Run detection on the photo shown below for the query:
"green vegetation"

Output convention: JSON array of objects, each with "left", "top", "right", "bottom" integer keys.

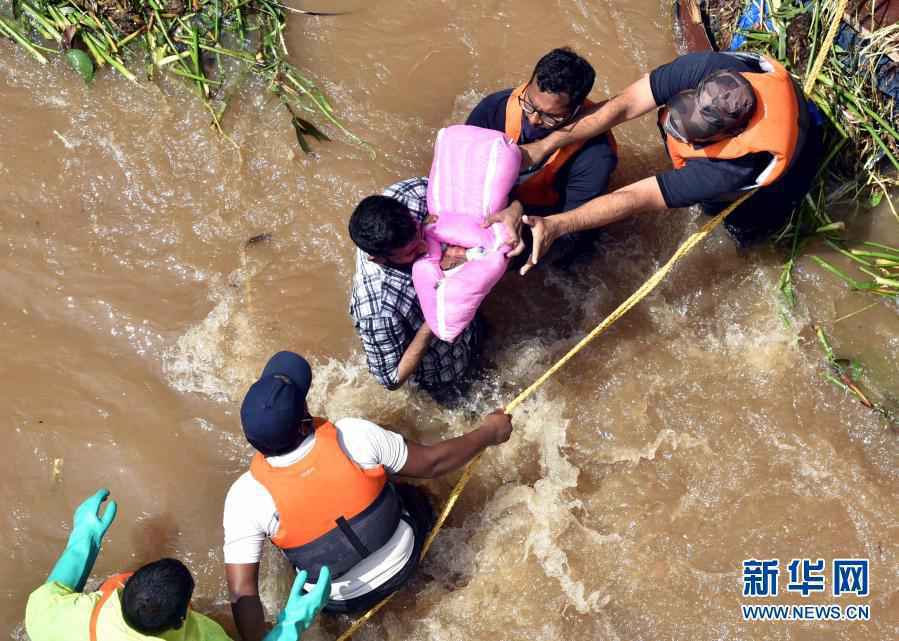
[
  {"left": 728, "top": 0, "right": 899, "bottom": 297},
  {"left": 728, "top": 0, "right": 897, "bottom": 423},
  {"left": 815, "top": 325, "right": 897, "bottom": 424},
  {"left": 0, "top": 0, "right": 362, "bottom": 151}
]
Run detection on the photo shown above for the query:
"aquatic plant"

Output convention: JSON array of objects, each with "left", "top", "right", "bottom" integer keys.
[
  {"left": 704, "top": 0, "right": 898, "bottom": 425},
  {"left": 728, "top": 1, "right": 899, "bottom": 296},
  {"left": 0, "top": 0, "right": 361, "bottom": 152},
  {"left": 814, "top": 325, "right": 897, "bottom": 425}
]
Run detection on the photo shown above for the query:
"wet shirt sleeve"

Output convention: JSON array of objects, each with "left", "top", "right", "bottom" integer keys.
[
  {"left": 382, "top": 177, "right": 429, "bottom": 222},
  {"left": 655, "top": 155, "right": 768, "bottom": 208},
  {"left": 649, "top": 52, "right": 755, "bottom": 105},
  {"left": 465, "top": 89, "right": 513, "bottom": 132},
  {"left": 334, "top": 418, "right": 409, "bottom": 473},
  {"left": 222, "top": 474, "right": 273, "bottom": 565},
  {"left": 25, "top": 581, "right": 98, "bottom": 641}
]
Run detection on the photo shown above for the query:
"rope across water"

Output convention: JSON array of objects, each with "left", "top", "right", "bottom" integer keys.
[{"left": 336, "top": 4, "right": 847, "bottom": 636}]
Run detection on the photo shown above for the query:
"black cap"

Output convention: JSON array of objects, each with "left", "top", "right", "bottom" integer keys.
[
  {"left": 240, "top": 351, "right": 312, "bottom": 456},
  {"left": 666, "top": 69, "right": 756, "bottom": 142}
]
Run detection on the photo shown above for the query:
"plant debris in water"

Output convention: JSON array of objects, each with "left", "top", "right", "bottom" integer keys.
[
  {"left": 814, "top": 325, "right": 898, "bottom": 426},
  {"left": 697, "top": 1, "right": 898, "bottom": 423},
  {"left": 713, "top": 1, "right": 899, "bottom": 302},
  {"left": 0, "top": 0, "right": 362, "bottom": 152}
]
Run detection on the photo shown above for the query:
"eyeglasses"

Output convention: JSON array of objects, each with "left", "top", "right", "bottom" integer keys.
[{"left": 518, "top": 84, "right": 579, "bottom": 128}]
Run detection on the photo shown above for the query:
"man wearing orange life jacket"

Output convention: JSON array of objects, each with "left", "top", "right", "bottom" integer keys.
[
  {"left": 25, "top": 489, "right": 328, "bottom": 641},
  {"left": 466, "top": 47, "right": 618, "bottom": 267},
  {"left": 510, "top": 52, "right": 824, "bottom": 274},
  {"left": 224, "top": 351, "right": 513, "bottom": 641}
]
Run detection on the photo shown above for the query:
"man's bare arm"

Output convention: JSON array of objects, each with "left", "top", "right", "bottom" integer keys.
[
  {"left": 520, "top": 74, "right": 658, "bottom": 167},
  {"left": 400, "top": 409, "right": 512, "bottom": 478},
  {"left": 520, "top": 176, "right": 667, "bottom": 275},
  {"left": 227, "top": 563, "right": 268, "bottom": 641},
  {"left": 394, "top": 322, "right": 432, "bottom": 388}
]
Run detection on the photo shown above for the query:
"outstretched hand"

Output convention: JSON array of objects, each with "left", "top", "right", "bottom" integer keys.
[
  {"left": 71, "top": 488, "right": 117, "bottom": 545},
  {"left": 47, "top": 488, "right": 118, "bottom": 591},
  {"left": 519, "top": 215, "right": 562, "bottom": 276},
  {"left": 264, "top": 567, "right": 331, "bottom": 641}
]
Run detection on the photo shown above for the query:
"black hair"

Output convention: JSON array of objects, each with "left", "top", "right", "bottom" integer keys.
[
  {"left": 348, "top": 195, "right": 418, "bottom": 257},
  {"left": 122, "top": 559, "right": 195, "bottom": 634},
  {"left": 531, "top": 47, "right": 596, "bottom": 107}
]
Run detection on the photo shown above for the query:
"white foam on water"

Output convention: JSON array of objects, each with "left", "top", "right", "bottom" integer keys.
[
  {"left": 161, "top": 262, "right": 265, "bottom": 402},
  {"left": 601, "top": 427, "right": 712, "bottom": 465},
  {"left": 162, "top": 292, "right": 236, "bottom": 401}
]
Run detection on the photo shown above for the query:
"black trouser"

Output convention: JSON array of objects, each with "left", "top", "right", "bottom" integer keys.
[
  {"left": 420, "top": 313, "right": 486, "bottom": 408},
  {"left": 701, "top": 121, "right": 825, "bottom": 246},
  {"left": 322, "top": 483, "right": 436, "bottom": 614}
]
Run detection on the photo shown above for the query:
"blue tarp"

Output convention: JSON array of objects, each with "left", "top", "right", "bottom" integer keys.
[{"left": 728, "top": 1, "right": 775, "bottom": 50}]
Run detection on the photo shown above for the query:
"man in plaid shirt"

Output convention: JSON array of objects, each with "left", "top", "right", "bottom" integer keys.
[{"left": 349, "top": 177, "right": 484, "bottom": 400}]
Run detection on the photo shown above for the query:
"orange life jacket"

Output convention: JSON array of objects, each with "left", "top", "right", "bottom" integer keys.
[
  {"left": 249, "top": 418, "right": 401, "bottom": 579},
  {"left": 663, "top": 56, "right": 801, "bottom": 189},
  {"left": 89, "top": 573, "right": 133, "bottom": 641},
  {"left": 505, "top": 84, "right": 616, "bottom": 208}
]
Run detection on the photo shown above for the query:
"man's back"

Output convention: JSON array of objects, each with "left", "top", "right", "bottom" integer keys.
[
  {"left": 26, "top": 581, "right": 230, "bottom": 641},
  {"left": 224, "top": 417, "right": 415, "bottom": 603}
]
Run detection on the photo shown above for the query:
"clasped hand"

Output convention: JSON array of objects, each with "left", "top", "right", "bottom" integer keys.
[{"left": 481, "top": 202, "right": 563, "bottom": 276}]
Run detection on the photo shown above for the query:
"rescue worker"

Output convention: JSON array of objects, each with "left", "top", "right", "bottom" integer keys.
[
  {"left": 466, "top": 46, "right": 618, "bottom": 265},
  {"left": 25, "top": 489, "right": 329, "bottom": 641},
  {"left": 224, "top": 351, "right": 513, "bottom": 638},
  {"left": 508, "top": 51, "right": 824, "bottom": 274}
]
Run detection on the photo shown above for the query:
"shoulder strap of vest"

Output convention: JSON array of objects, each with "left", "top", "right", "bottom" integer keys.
[
  {"left": 89, "top": 573, "right": 133, "bottom": 641},
  {"left": 512, "top": 95, "right": 598, "bottom": 207},
  {"left": 249, "top": 418, "right": 333, "bottom": 480},
  {"left": 504, "top": 84, "right": 527, "bottom": 142}
]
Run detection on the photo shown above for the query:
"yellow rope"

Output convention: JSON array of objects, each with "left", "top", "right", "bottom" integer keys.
[
  {"left": 335, "top": 5, "right": 847, "bottom": 637},
  {"left": 334, "top": 193, "right": 752, "bottom": 641},
  {"left": 803, "top": 0, "right": 849, "bottom": 95}
]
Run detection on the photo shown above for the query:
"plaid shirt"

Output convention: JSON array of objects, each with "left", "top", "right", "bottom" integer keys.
[{"left": 349, "top": 177, "right": 483, "bottom": 391}]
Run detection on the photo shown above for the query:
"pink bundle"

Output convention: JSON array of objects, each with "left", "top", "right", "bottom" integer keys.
[{"left": 412, "top": 125, "right": 521, "bottom": 342}]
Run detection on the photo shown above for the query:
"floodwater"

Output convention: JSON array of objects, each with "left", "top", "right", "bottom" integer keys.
[{"left": 2, "top": 1, "right": 897, "bottom": 640}]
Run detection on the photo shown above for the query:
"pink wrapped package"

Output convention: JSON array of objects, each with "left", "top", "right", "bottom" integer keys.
[{"left": 413, "top": 125, "right": 521, "bottom": 342}]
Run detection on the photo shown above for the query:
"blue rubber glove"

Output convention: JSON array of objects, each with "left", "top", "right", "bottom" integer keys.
[
  {"left": 263, "top": 567, "right": 331, "bottom": 641},
  {"left": 47, "top": 488, "right": 117, "bottom": 592}
]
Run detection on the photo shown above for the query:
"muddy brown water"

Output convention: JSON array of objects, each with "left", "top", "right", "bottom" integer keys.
[{"left": 2, "top": 1, "right": 898, "bottom": 640}]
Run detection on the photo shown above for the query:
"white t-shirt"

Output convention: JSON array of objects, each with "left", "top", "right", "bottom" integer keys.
[{"left": 223, "top": 417, "right": 413, "bottom": 601}]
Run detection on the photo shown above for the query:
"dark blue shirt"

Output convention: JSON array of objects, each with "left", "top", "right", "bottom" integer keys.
[
  {"left": 650, "top": 52, "right": 774, "bottom": 209},
  {"left": 466, "top": 89, "right": 618, "bottom": 213}
]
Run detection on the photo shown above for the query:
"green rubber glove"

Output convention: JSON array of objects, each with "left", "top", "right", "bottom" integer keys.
[
  {"left": 263, "top": 567, "right": 331, "bottom": 641},
  {"left": 47, "top": 488, "right": 117, "bottom": 592}
]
